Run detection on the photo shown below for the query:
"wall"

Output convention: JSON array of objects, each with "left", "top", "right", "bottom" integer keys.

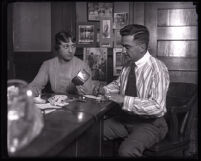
[
  {"left": 76, "top": 2, "right": 131, "bottom": 83},
  {"left": 8, "top": 2, "right": 76, "bottom": 83},
  {"left": 8, "top": 2, "right": 198, "bottom": 84}
]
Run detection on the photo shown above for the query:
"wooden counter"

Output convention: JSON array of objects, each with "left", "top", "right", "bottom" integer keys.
[{"left": 11, "top": 97, "right": 115, "bottom": 157}]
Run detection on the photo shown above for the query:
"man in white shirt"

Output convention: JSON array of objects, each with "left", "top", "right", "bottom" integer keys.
[{"left": 102, "top": 24, "right": 170, "bottom": 157}]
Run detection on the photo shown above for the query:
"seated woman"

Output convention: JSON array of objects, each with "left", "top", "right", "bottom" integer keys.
[{"left": 28, "top": 31, "right": 93, "bottom": 96}]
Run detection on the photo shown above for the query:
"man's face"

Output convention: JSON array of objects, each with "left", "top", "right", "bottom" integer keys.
[
  {"left": 121, "top": 35, "right": 142, "bottom": 62},
  {"left": 58, "top": 38, "right": 76, "bottom": 61}
]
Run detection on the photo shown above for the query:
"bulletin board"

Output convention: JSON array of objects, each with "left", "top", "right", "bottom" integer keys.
[{"left": 13, "top": 2, "right": 51, "bottom": 52}]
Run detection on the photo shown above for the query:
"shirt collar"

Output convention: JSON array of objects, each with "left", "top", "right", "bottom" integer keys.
[{"left": 135, "top": 51, "right": 151, "bottom": 67}]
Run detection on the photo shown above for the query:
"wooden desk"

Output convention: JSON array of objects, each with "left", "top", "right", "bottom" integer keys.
[{"left": 11, "top": 97, "right": 114, "bottom": 157}]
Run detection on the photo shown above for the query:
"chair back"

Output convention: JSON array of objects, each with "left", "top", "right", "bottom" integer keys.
[{"left": 165, "top": 82, "right": 197, "bottom": 141}]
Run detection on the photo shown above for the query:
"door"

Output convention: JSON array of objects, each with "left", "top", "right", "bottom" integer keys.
[{"left": 144, "top": 2, "right": 197, "bottom": 84}]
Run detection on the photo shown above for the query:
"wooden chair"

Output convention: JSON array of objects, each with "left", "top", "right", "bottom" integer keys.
[
  {"left": 143, "top": 82, "right": 197, "bottom": 158},
  {"left": 105, "top": 82, "right": 197, "bottom": 158}
]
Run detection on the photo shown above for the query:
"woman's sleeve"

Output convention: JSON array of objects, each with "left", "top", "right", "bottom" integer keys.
[{"left": 28, "top": 62, "right": 49, "bottom": 96}]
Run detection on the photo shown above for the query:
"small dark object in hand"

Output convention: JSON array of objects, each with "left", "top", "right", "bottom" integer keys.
[{"left": 72, "top": 69, "right": 90, "bottom": 86}]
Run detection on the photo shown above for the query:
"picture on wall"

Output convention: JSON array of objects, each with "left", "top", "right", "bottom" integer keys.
[
  {"left": 113, "top": 48, "right": 130, "bottom": 76},
  {"left": 113, "top": 12, "right": 128, "bottom": 29},
  {"left": 100, "top": 17, "right": 113, "bottom": 48},
  {"left": 76, "top": 23, "right": 97, "bottom": 47},
  {"left": 88, "top": 2, "right": 113, "bottom": 21},
  {"left": 83, "top": 48, "right": 107, "bottom": 81},
  {"left": 114, "top": 29, "right": 122, "bottom": 47}
]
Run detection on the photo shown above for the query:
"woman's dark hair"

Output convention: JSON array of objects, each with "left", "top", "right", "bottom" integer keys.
[
  {"left": 120, "top": 24, "right": 149, "bottom": 51},
  {"left": 55, "top": 31, "right": 76, "bottom": 51}
]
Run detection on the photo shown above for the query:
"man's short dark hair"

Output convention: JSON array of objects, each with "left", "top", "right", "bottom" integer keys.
[
  {"left": 120, "top": 24, "right": 149, "bottom": 50},
  {"left": 55, "top": 31, "right": 76, "bottom": 51}
]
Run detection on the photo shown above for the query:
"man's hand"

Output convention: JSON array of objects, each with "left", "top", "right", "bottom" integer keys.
[
  {"left": 105, "top": 93, "right": 124, "bottom": 104},
  {"left": 93, "top": 86, "right": 105, "bottom": 96}
]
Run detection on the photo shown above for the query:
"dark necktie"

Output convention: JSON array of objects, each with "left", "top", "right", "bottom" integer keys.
[{"left": 125, "top": 62, "right": 137, "bottom": 97}]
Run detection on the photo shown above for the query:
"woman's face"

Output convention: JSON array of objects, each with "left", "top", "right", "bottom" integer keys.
[{"left": 58, "top": 38, "right": 76, "bottom": 61}]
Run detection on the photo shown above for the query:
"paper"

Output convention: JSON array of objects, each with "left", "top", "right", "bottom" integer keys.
[
  {"left": 43, "top": 109, "right": 56, "bottom": 114},
  {"left": 83, "top": 95, "right": 102, "bottom": 100},
  {"left": 35, "top": 103, "right": 62, "bottom": 110}
]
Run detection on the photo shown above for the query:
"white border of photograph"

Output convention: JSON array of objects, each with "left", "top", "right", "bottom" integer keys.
[{"left": 113, "top": 48, "right": 123, "bottom": 76}]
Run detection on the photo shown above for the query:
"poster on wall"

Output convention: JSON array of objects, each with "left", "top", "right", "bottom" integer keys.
[
  {"left": 76, "top": 22, "right": 97, "bottom": 47},
  {"left": 83, "top": 48, "right": 107, "bottom": 81},
  {"left": 113, "top": 48, "right": 131, "bottom": 76},
  {"left": 87, "top": 2, "right": 113, "bottom": 21},
  {"left": 100, "top": 17, "right": 113, "bottom": 48},
  {"left": 113, "top": 12, "right": 128, "bottom": 29}
]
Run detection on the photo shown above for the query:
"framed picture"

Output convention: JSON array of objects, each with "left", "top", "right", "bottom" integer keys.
[
  {"left": 76, "top": 22, "right": 97, "bottom": 47},
  {"left": 87, "top": 2, "right": 113, "bottom": 21},
  {"left": 100, "top": 17, "right": 113, "bottom": 48},
  {"left": 113, "top": 12, "right": 129, "bottom": 29},
  {"left": 84, "top": 48, "right": 107, "bottom": 81},
  {"left": 114, "top": 29, "right": 122, "bottom": 47}
]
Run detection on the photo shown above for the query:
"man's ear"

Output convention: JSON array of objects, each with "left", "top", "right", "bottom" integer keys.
[{"left": 139, "top": 44, "right": 146, "bottom": 53}]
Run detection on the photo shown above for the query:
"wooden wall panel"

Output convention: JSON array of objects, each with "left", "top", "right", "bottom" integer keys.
[
  {"left": 114, "top": 2, "right": 129, "bottom": 12},
  {"left": 7, "top": 3, "right": 15, "bottom": 79},
  {"left": 158, "top": 57, "right": 197, "bottom": 71},
  {"left": 158, "top": 8, "right": 197, "bottom": 26},
  {"left": 51, "top": 2, "right": 76, "bottom": 53},
  {"left": 169, "top": 71, "right": 197, "bottom": 84},
  {"left": 76, "top": 2, "right": 87, "bottom": 22},
  {"left": 133, "top": 2, "right": 145, "bottom": 25},
  {"left": 129, "top": 2, "right": 134, "bottom": 24},
  {"left": 157, "top": 26, "right": 197, "bottom": 40},
  {"left": 157, "top": 41, "right": 197, "bottom": 57},
  {"left": 10, "top": 2, "right": 76, "bottom": 82},
  {"left": 145, "top": 2, "right": 197, "bottom": 84},
  {"left": 145, "top": 2, "right": 197, "bottom": 56},
  {"left": 13, "top": 2, "right": 51, "bottom": 52}
]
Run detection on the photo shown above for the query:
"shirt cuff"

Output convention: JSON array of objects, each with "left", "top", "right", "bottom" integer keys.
[
  {"left": 122, "top": 96, "right": 130, "bottom": 111},
  {"left": 103, "top": 86, "right": 109, "bottom": 94}
]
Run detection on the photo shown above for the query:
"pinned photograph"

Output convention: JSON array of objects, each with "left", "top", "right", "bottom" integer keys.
[
  {"left": 100, "top": 17, "right": 113, "bottom": 48},
  {"left": 84, "top": 48, "right": 107, "bottom": 81},
  {"left": 113, "top": 48, "right": 130, "bottom": 76},
  {"left": 76, "top": 23, "right": 97, "bottom": 47},
  {"left": 113, "top": 12, "right": 128, "bottom": 29},
  {"left": 88, "top": 2, "right": 113, "bottom": 21},
  {"left": 102, "top": 20, "right": 111, "bottom": 38}
]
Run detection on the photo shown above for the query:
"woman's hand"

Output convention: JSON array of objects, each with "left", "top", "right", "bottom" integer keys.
[{"left": 76, "top": 85, "right": 88, "bottom": 95}]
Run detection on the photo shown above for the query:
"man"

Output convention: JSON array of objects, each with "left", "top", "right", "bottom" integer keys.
[
  {"left": 102, "top": 24, "right": 170, "bottom": 157},
  {"left": 28, "top": 31, "right": 93, "bottom": 96}
]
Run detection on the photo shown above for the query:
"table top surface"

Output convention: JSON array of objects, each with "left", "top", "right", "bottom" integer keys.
[{"left": 11, "top": 93, "right": 113, "bottom": 157}]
